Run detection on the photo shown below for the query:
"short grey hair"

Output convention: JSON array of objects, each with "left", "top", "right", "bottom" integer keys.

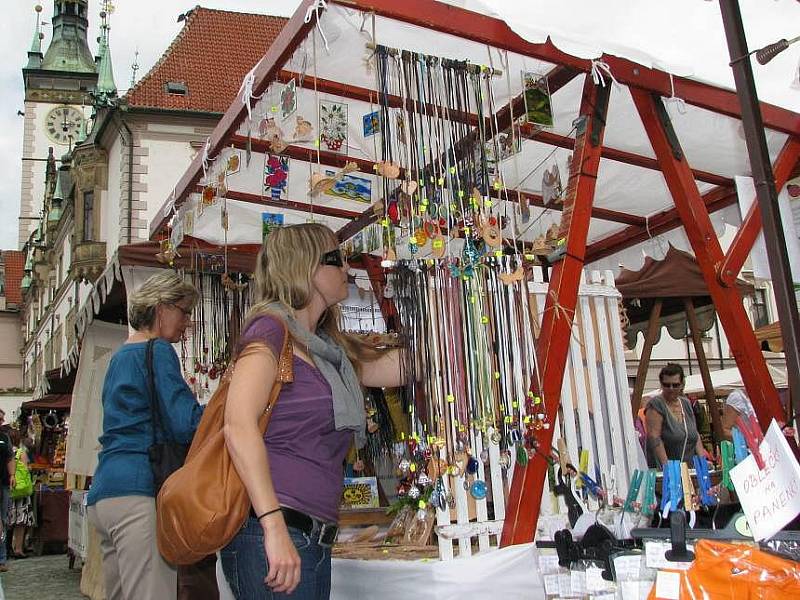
[{"left": 127, "top": 271, "right": 198, "bottom": 331}]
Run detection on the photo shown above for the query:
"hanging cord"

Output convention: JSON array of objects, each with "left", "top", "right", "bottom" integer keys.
[{"left": 304, "top": 0, "right": 330, "bottom": 53}]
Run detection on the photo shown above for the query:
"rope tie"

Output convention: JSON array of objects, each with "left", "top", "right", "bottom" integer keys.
[
  {"left": 590, "top": 59, "right": 619, "bottom": 88},
  {"left": 664, "top": 73, "right": 687, "bottom": 115},
  {"left": 304, "top": 0, "right": 330, "bottom": 52},
  {"left": 201, "top": 138, "right": 214, "bottom": 182},
  {"left": 238, "top": 59, "right": 264, "bottom": 123},
  {"left": 542, "top": 289, "right": 584, "bottom": 348}
]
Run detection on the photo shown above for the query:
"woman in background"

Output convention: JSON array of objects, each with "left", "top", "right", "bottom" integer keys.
[{"left": 87, "top": 272, "right": 204, "bottom": 600}]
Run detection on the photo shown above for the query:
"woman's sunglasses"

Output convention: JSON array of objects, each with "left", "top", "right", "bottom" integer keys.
[{"left": 320, "top": 248, "right": 345, "bottom": 267}]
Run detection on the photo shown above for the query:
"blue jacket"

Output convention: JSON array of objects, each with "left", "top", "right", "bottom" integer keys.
[{"left": 87, "top": 339, "right": 203, "bottom": 505}]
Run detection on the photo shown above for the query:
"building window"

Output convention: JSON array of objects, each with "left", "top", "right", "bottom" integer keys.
[
  {"left": 83, "top": 190, "right": 94, "bottom": 241},
  {"left": 750, "top": 289, "right": 770, "bottom": 329}
]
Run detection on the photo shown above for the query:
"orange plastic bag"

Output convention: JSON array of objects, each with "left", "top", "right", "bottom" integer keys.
[{"left": 648, "top": 539, "right": 800, "bottom": 599}]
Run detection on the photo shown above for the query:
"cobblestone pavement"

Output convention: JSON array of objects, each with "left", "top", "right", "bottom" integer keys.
[{"left": 0, "top": 554, "right": 85, "bottom": 599}]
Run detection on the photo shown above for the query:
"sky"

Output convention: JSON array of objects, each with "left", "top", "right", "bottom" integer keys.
[{"left": 0, "top": 0, "right": 798, "bottom": 251}]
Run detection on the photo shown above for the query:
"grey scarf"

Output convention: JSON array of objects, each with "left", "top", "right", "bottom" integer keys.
[{"left": 266, "top": 304, "right": 366, "bottom": 446}]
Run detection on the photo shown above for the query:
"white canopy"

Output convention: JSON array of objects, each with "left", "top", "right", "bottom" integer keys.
[{"left": 150, "top": 0, "right": 800, "bottom": 274}]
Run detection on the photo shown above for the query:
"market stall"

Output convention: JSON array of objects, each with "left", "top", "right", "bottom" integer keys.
[{"left": 71, "top": 0, "right": 800, "bottom": 596}]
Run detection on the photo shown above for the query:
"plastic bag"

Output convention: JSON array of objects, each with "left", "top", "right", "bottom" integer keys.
[{"left": 647, "top": 539, "right": 800, "bottom": 599}]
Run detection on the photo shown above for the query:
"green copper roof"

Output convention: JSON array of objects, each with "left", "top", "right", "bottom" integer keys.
[
  {"left": 41, "top": 0, "right": 96, "bottom": 74},
  {"left": 95, "top": 36, "right": 117, "bottom": 98}
]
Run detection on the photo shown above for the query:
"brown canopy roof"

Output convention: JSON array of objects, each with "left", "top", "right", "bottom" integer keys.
[{"left": 616, "top": 245, "right": 753, "bottom": 299}]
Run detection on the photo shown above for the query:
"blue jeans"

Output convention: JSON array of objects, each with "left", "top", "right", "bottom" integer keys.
[
  {"left": 221, "top": 516, "right": 331, "bottom": 600},
  {"left": 0, "top": 485, "right": 9, "bottom": 565}
]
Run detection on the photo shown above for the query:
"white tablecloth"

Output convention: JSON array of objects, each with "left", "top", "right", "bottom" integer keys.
[{"left": 218, "top": 543, "right": 544, "bottom": 599}]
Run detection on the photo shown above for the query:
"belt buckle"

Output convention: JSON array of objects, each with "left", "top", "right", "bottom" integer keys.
[{"left": 317, "top": 523, "right": 338, "bottom": 546}]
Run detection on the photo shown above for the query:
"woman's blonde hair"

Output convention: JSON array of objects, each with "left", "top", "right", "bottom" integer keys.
[
  {"left": 247, "top": 223, "right": 381, "bottom": 367},
  {"left": 128, "top": 271, "right": 199, "bottom": 331}
]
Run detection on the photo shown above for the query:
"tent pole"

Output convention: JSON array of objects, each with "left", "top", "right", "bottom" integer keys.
[
  {"left": 684, "top": 297, "right": 723, "bottom": 445},
  {"left": 718, "top": 0, "right": 800, "bottom": 425},
  {"left": 631, "top": 298, "right": 662, "bottom": 415},
  {"left": 500, "top": 73, "right": 610, "bottom": 547},
  {"left": 630, "top": 88, "right": 784, "bottom": 435}
]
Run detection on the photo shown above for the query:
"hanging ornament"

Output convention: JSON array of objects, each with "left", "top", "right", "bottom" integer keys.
[
  {"left": 293, "top": 115, "right": 313, "bottom": 141},
  {"left": 541, "top": 163, "right": 563, "bottom": 206},
  {"left": 469, "top": 480, "right": 488, "bottom": 500},
  {"left": 375, "top": 160, "right": 401, "bottom": 179}
]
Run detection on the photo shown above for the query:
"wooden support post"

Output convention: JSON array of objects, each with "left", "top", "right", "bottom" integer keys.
[
  {"left": 630, "top": 89, "right": 783, "bottom": 432},
  {"left": 718, "top": 138, "right": 800, "bottom": 287},
  {"left": 683, "top": 297, "right": 723, "bottom": 445},
  {"left": 501, "top": 74, "right": 610, "bottom": 547},
  {"left": 631, "top": 298, "right": 663, "bottom": 415}
]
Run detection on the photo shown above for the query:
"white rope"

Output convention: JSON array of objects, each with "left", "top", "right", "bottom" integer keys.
[
  {"left": 201, "top": 138, "right": 213, "bottom": 181},
  {"left": 238, "top": 59, "right": 264, "bottom": 124},
  {"left": 304, "top": 0, "right": 329, "bottom": 52},
  {"left": 590, "top": 59, "right": 619, "bottom": 88},
  {"left": 664, "top": 73, "right": 687, "bottom": 115}
]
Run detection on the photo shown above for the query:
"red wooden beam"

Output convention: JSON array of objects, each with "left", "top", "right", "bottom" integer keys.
[
  {"left": 631, "top": 88, "right": 783, "bottom": 431},
  {"left": 198, "top": 187, "right": 365, "bottom": 221},
  {"left": 584, "top": 184, "right": 738, "bottom": 263},
  {"left": 150, "top": 0, "right": 320, "bottom": 239},
  {"left": 522, "top": 127, "right": 732, "bottom": 187},
  {"left": 718, "top": 137, "right": 800, "bottom": 287},
  {"left": 334, "top": 0, "right": 799, "bottom": 135},
  {"left": 277, "top": 70, "right": 479, "bottom": 127},
  {"left": 501, "top": 74, "right": 610, "bottom": 547}
]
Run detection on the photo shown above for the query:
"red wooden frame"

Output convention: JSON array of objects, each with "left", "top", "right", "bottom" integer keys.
[
  {"left": 501, "top": 74, "right": 610, "bottom": 546},
  {"left": 631, "top": 89, "right": 783, "bottom": 430},
  {"left": 718, "top": 138, "right": 800, "bottom": 287}
]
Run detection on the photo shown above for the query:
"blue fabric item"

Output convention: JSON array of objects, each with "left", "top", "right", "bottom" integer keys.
[
  {"left": 221, "top": 516, "right": 332, "bottom": 600},
  {"left": 87, "top": 339, "right": 203, "bottom": 506}
]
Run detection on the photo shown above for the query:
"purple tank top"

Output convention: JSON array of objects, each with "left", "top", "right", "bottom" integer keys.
[{"left": 239, "top": 314, "right": 352, "bottom": 523}]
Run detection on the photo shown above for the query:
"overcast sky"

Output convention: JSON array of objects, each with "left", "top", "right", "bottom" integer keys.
[{"left": 0, "top": 1, "right": 798, "bottom": 251}]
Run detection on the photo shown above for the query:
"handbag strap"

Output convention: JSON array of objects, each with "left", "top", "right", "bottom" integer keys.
[{"left": 146, "top": 338, "right": 166, "bottom": 445}]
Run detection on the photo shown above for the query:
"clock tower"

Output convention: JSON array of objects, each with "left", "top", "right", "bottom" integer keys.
[{"left": 20, "top": 1, "right": 97, "bottom": 248}]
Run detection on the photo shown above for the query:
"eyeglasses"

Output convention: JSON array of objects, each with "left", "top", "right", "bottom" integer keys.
[
  {"left": 661, "top": 382, "right": 682, "bottom": 389},
  {"left": 320, "top": 248, "right": 345, "bottom": 268},
  {"left": 170, "top": 304, "right": 193, "bottom": 317}
]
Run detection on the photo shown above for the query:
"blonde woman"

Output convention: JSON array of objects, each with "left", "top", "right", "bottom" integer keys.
[
  {"left": 87, "top": 271, "right": 203, "bottom": 600},
  {"left": 221, "top": 224, "right": 404, "bottom": 599}
]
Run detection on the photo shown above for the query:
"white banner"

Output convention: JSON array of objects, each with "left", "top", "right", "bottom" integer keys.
[
  {"left": 64, "top": 321, "right": 127, "bottom": 477},
  {"left": 730, "top": 420, "right": 800, "bottom": 541}
]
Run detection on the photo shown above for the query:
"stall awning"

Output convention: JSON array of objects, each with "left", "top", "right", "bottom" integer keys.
[{"left": 22, "top": 395, "right": 72, "bottom": 411}]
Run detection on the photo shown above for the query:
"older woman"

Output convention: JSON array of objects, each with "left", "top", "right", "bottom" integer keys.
[
  {"left": 87, "top": 271, "right": 204, "bottom": 600},
  {"left": 221, "top": 223, "right": 404, "bottom": 599},
  {"left": 645, "top": 363, "right": 706, "bottom": 468}
]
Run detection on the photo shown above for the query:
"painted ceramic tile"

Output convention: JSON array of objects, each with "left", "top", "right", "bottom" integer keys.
[
  {"left": 281, "top": 78, "right": 297, "bottom": 119},
  {"left": 262, "top": 212, "right": 284, "bottom": 240},
  {"left": 362, "top": 110, "right": 380, "bottom": 137},
  {"left": 263, "top": 153, "right": 289, "bottom": 200},
  {"left": 522, "top": 71, "right": 553, "bottom": 127},
  {"left": 324, "top": 169, "right": 372, "bottom": 203},
  {"left": 320, "top": 100, "right": 348, "bottom": 152}
]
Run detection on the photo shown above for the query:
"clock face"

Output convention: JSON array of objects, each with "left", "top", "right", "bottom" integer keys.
[{"left": 45, "top": 105, "right": 85, "bottom": 145}]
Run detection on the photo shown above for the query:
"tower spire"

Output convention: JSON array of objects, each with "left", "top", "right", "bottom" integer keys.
[
  {"left": 95, "top": 1, "right": 117, "bottom": 102},
  {"left": 26, "top": 5, "right": 45, "bottom": 69}
]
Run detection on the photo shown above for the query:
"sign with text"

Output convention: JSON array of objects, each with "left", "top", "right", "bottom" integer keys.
[{"left": 730, "top": 420, "right": 800, "bottom": 540}]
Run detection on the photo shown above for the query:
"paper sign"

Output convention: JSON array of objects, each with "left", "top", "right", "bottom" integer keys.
[
  {"left": 730, "top": 419, "right": 800, "bottom": 540},
  {"left": 586, "top": 567, "right": 613, "bottom": 592},
  {"left": 570, "top": 570, "right": 587, "bottom": 596},
  {"left": 645, "top": 541, "right": 694, "bottom": 571},
  {"left": 538, "top": 553, "right": 560, "bottom": 573},
  {"left": 654, "top": 571, "right": 681, "bottom": 599},
  {"left": 543, "top": 573, "right": 560, "bottom": 596}
]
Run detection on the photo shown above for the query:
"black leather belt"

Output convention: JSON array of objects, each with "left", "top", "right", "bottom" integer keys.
[{"left": 250, "top": 506, "right": 338, "bottom": 546}]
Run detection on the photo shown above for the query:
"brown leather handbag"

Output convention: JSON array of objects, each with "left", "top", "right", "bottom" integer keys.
[{"left": 156, "top": 325, "right": 293, "bottom": 565}]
